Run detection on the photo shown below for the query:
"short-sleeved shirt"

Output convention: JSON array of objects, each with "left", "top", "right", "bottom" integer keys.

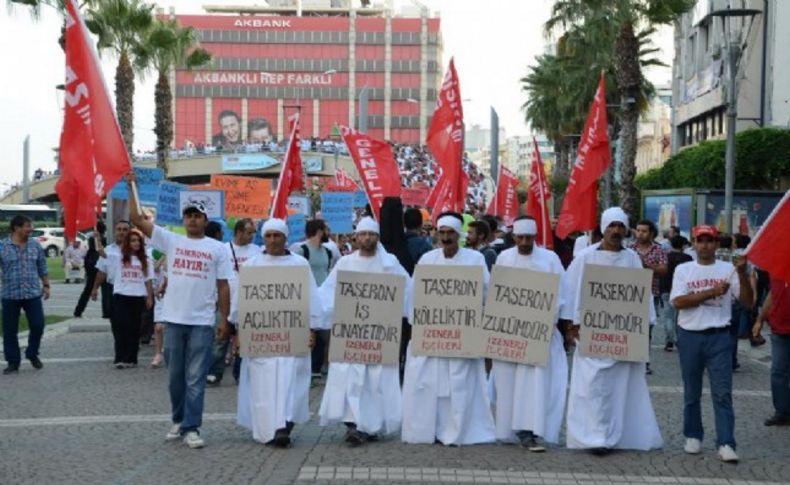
[
  {"left": 96, "top": 244, "right": 121, "bottom": 285},
  {"left": 628, "top": 242, "right": 667, "bottom": 296},
  {"left": 671, "top": 260, "right": 741, "bottom": 331},
  {"left": 0, "top": 238, "right": 47, "bottom": 300},
  {"left": 111, "top": 254, "right": 155, "bottom": 297}
]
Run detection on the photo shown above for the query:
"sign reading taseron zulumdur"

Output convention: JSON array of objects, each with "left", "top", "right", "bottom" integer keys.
[
  {"left": 328, "top": 270, "right": 406, "bottom": 365},
  {"left": 578, "top": 264, "right": 652, "bottom": 362},
  {"left": 480, "top": 266, "right": 560, "bottom": 366},
  {"left": 237, "top": 265, "right": 311, "bottom": 358},
  {"left": 411, "top": 265, "right": 484, "bottom": 358}
]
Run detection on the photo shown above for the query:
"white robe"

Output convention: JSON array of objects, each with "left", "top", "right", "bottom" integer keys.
[
  {"left": 402, "top": 247, "right": 496, "bottom": 445},
  {"left": 318, "top": 249, "right": 412, "bottom": 435},
  {"left": 560, "top": 243, "right": 663, "bottom": 450},
  {"left": 489, "top": 246, "right": 568, "bottom": 444},
  {"left": 235, "top": 252, "right": 326, "bottom": 444}
]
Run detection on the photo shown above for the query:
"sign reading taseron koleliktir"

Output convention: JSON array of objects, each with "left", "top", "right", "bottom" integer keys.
[
  {"left": 411, "top": 265, "right": 485, "bottom": 358},
  {"left": 479, "top": 266, "right": 560, "bottom": 366},
  {"left": 578, "top": 264, "right": 652, "bottom": 362},
  {"left": 328, "top": 270, "right": 406, "bottom": 365},
  {"left": 237, "top": 266, "right": 311, "bottom": 358}
]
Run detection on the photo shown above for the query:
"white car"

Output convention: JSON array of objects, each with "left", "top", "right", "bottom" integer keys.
[{"left": 31, "top": 227, "right": 87, "bottom": 257}]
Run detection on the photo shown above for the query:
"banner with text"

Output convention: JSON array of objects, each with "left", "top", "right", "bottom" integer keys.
[
  {"left": 578, "top": 264, "right": 652, "bottom": 362},
  {"left": 157, "top": 181, "right": 188, "bottom": 226},
  {"left": 210, "top": 174, "right": 272, "bottom": 218},
  {"left": 401, "top": 186, "right": 430, "bottom": 207},
  {"left": 328, "top": 270, "right": 405, "bottom": 365},
  {"left": 321, "top": 192, "right": 354, "bottom": 234},
  {"left": 237, "top": 265, "right": 312, "bottom": 358},
  {"left": 110, "top": 167, "right": 163, "bottom": 205},
  {"left": 287, "top": 213, "right": 306, "bottom": 244},
  {"left": 222, "top": 153, "right": 280, "bottom": 172},
  {"left": 411, "top": 264, "right": 484, "bottom": 358},
  {"left": 480, "top": 266, "right": 560, "bottom": 366},
  {"left": 179, "top": 189, "right": 225, "bottom": 221}
]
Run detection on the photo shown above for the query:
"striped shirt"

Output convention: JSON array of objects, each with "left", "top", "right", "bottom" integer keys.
[{"left": 0, "top": 237, "right": 48, "bottom": 300}]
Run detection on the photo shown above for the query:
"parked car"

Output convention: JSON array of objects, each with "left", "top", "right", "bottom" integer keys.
[{"left": 31, "top": 227, "right": 87, "bottom": 257}]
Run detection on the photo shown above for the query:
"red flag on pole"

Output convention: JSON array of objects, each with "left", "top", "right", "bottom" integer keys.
[
  {"left": 56, "top": 0, "right": 132, "bottom": 240},
  {"left": 486, "top": 165, "right": 519, "bottom": 226},
  {"left": 270, "top": 114, "right": 303, "bottom": 219},
  {"left": 325, "top": 168, "right": 358, "bottom": 192},
  {"left": 526, "top": 137, "right": 554, "bottom": 248},
  {"left": 745, "top": 190, "right": 790, "bottom": 282},
  {"left": 426, "top": 58, "right": 465, "bottom": 213},
  {"left": 556, "top": 72, "right": 612, "bottom": 239},
  {"left": 339, "top": 127, "right": 401, "bottom": 219}
]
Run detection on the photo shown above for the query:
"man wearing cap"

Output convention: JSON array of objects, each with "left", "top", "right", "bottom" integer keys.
[
  {"left": 490, "top": 216, "right": 568, "bottom": 452},
  {"left": 560, "top": 207, "right": 663, "bottom": 453},
  {"left": 127, "top": 174, "right": 232, "bottom": 449},
  {"left": 318, "top": 217, "right": 412, "bottom": 445},
  {"left": 235, "top": 218, "right": 325, "bottom": 448},
  {"left": 671, "top": 225, "right": 753, "bottom": 462},
  {"left": 402, "top": 212, "right": 496, "bottom": 445}
]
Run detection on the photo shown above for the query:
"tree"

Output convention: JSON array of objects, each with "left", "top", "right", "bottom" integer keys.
[
  {"left": 545, "top": 0, "right": 694, "bottom": 216},
  {"left": 85, "top": 0, "right": 153, "bottom": 156},
  {"left": 6, "top": 0, "right": 97, "bottom": 50},
  {"left": 135, "top": 18, "right": 211, "bottom": 176}
]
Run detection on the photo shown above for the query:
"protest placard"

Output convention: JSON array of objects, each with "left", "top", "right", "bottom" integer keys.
[
  {"left": 287, "top": 195, "right": 311, "bottom": 216},
  {"left": 578, "top": 264, "right": 652, "bottom": 362},
  {"left": 156, "top": 181, "right": 187, "bottom": 225},
  {"left": 480, "top": 266, "right": 560, "bottom": 366},
  {"left": 411, "top": 264, "right": 485, "bottom": 358},
  {"left": 110, "top": 167, "right": 163, "bottom": 205},
  {"left": 237, "top": 265, "right": 312, "bottom": 358},
  {"left": 401, "top": 186, "right": 430, "bottom": 207},
  {"left": 179, "top": 190, "right": 225, "bottom": 220},
  {"left": 210, "top": 175, "right": 272, "bottom": 218},
  {"left": 328, "top": 270, "right": 405, "bottom": 365},
  {"left": 321, "top": 192, "right": 354, "bottom": 234},
  {"left": 353, "top": 191, "right": 368, "bottom": 208},
  {"left": 287, "top": 213, "right": 306, "bottom": 244}
]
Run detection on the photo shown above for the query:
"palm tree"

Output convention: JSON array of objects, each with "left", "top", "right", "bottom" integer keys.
[
  {"left": 6, "top": 0, "right": 97, "bottom": 50},
  {"left": 136, "top": 19, "right": 211, "bottom": 176},
  {"left": 545, "top": 0, "right": 694, "bottom": 216},
  {"left": 85, "top": 0, "right": 153, "bottom": 157}
]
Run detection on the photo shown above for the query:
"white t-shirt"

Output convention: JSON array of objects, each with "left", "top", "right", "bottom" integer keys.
[
  {"left": 150, "top": 226, "right": 233, "bottom": 326},
  {"left": 96, "top": 244, "right": 121, "bottom": 284},
  {"left": 670, "top": 260, "right": 741, "bottom": 331},
  {"left": 111, "top": 254, "right": 154, "bottom": 297},
  {"left": 226, "top": 242, "right": 261, "bottom": 324}
]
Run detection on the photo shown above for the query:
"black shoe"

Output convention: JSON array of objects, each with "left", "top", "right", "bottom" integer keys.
[
  {"left": 3, "top": 365, "right": 19, "bottom": 375},
  {"left": 345, "top": 428, "right": 366, "bottom": 447},
  {"left": 590, "top": 447, "right": 611, "bottom": 456},
  {"left": 28, "top": 357, "right": 43, "bottom": 370},
  {"left": 664, "top": 342, "right": 674, "bottom": 352},
  {"left": 645, "top": 363, "right": 653, "bottom": 375},
  {"left": 764, "top": 415, "right": 790, "bottom": 426}
]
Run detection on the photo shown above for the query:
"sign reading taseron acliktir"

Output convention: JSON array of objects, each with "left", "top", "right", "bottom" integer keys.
[
  {"left": 411, "top": 265, "right": 485, "bottom": 358},
  {"left": 328, "top": 270, "right": 406, "bottom": 365},
  {"left": 578, "top": 264, "right": 652, "bottom": 362},
  {"left": 237, "top": 266, "right": 311, "bottom": 358}
]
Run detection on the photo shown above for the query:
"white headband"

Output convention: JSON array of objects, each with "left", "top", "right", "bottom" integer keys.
[
  {"left": 261, "top": 218, "right": 288, "bottom": 237},
  {"left": 600, "top": 207, "right": 629, "bottom": 231},
  {"left": 513, "top": 218, "right": 538, "bottom": 236},
  {"left": 437, "top": 215, "right": 463, "bottom": 235},
  {"left": 355, "top": 217, "right": 380, "bottom": 235}
]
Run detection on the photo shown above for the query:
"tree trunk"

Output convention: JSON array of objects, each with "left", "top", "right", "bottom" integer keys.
[
  {"left": 115, "top": 51, "right": 135, "bottom": 159},
  {"left": 614, "top": 23, "right": 641, "bottom": 220},
  {"left": 154, "top": 70, "right": 173, "bottom": 177}
]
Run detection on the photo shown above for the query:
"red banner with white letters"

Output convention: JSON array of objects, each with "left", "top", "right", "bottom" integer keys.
[
  {"left": 339, "top": 127, "right": 400, "bottom": 219},
  {"left": 486, "top": 166, "right": 520, "bottom": 226},
  {"left": 270, "top": 114, "right": 304, "bottom": 219},
  {"left": 526, "top": 137, "right": 554, "bottom": 248}
]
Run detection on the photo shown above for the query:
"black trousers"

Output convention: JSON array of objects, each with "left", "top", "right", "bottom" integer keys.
[
  {"left": 112, "top": 294, "right": 145, "bottom": 364},
  {"left": 73, "top": 267, "right": 97, "bottom": 317},
  {"left": 101, "top": 283, "right": 114, "bottom": 319}
]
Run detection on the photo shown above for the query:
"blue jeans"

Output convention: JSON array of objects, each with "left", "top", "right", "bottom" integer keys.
[
  {"left": 677, "top": 327, "right": 736, "bottom": 448},
  {"left": 659, "top": 293, "right": 677, "bottom": 345},
  {"left": 164, "top": 323, "right": 215, "bottom": 433},
  {"left": 771, "top": 334, "right": 790, "bottom": 418},
  {"left": 2, "top": 297, "right": 45, "bottom": 366}
]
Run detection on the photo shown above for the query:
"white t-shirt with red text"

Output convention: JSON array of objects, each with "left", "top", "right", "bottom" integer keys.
[
  {"left": 226, "top": 242, "right": 261, "bottom": 324},
  {"left": 111, "top": 254, "right": 154, "bottom": 297},
  {"left": 670, "top": 260, "right": 741, "bottom": 331},
  {"left": 151, "top": 226, "right": 233, "bottom": 326}
]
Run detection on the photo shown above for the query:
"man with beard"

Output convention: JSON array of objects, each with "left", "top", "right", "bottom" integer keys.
[
  {"left": 560, "top": 207, "right": 663, "bottom": 454},
  {"left": 401, "top": 212, "right": 496, "bottom": 445},
  {"left": 318, "top": 217, "right": 411, "bottom": 445},
  {"left": 489, "top": 216, "right": 568, "bottom": 451}
]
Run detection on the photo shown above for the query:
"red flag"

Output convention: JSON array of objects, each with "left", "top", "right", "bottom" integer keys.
[
  {"left": 56, "top": 0, "right": 132, "bottom": 240},
  {"left": 326, "top": 168, "right": 359, "bottom": 192},
  {"left": 270, "top": 114, "right": 304, "bottom": 219},
  {"left": 426, "top": 171, "right": 469, "bottom": 224},
  {"left": 746, "top": 190, "right": 790, "bottom": 282},
  {"left": 339, "top": 127, "right": 401, "bottom": 219},
  {"left": 556, "top": 72, "right": 612, "bottom": 239},
  {"left": 486, "top": 165, "right": 520, "bottom": 226},
  {"left": 426, "top": 58, "right": 465, "bottom": 213},
  {"left": 526, "top": 137, "right": 554, "bottom": 248}
]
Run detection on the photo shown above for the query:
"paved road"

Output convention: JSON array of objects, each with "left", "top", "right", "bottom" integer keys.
[{"left": 1, "top": 283, "right": 787, "bottom": 485}]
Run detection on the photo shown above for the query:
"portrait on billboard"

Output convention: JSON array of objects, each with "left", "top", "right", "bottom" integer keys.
[
  {"left": 248, "top": 117, "right": 274, "bottom": 144},
  {"left": 212, "top": 109, "right": 242, "bottom": 149}
]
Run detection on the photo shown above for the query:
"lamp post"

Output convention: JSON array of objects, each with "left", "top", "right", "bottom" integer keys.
[{"left": 710, "top": 5, "right": 761, "bottom": 235}]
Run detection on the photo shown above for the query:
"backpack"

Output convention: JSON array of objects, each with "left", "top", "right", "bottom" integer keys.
[{"left": 300, "top": 244, "right": 333, "bottom": 271}]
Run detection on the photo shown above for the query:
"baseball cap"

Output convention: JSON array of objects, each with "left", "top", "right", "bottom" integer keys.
[
  {"left": 692, "top": 224, "right": 718, "bottom": 239},
  {"left": 182, "top": 202, "right": 208, "bottom": 217}
]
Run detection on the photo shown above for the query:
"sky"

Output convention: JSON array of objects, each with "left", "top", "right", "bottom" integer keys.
[{"left": 0, "top": 0, "right": 673, "bottom": 188}]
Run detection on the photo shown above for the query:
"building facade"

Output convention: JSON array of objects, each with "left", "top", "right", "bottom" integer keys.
[
  {"left": 505, "top": 135, "right": 554, "bottom": 181},
  {"left": 635, "top": 86, "right": 672, "bottom": 174}
]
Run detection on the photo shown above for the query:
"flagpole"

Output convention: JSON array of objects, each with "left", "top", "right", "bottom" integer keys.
[
  {"left": 533, "top": 136, "right": 549, "bottom": 247},
  {"left": 129, "top": 179, "right": 142, "bottom": 215}
]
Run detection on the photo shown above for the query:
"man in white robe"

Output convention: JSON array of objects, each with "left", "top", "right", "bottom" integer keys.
[
  {"left": 235, "top": 219, "right": 325, "bottom": 448},
  {"left": 490, "top": 216, "right": 568, "bottom": 451},
  {"left": 561, "top": 207, "right": 663, "bottom": 454},
  {"left": 402, "top": 212, "right": 496, "bottom": 445},
  {"left": 318, "top": 217, "right": 412, "bottom": 445}
]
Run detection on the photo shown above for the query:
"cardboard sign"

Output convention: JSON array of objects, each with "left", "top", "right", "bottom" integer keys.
[
  {"left": 411, "top": 264, "right": 485, "bottom": 358},
  {"left": 157, "top": 181, "right": 187, "bottom": 226},
  {"left": 287, "top": 213, "right": 306, "bottom": 244},
  {"left": 578, "top": 264, "right": 652, "bottom": 362},
  {"left": 179, "top": 190, "right": 225, "bottom": 220},
  {"left": 210, "top": 174, "right": 272, "bottom": 218},
  {"left": 288, "top": 195, "right": 311, "bottom": 216},
  {"left": 401, "top": 186, "right": 430, "bottom": 207},
  {"left": 328, "top": 270, "right": 405, "bottom": 365},
  {"left": 480, "top": 266, "right": 560, "bottom": 366},
  {"left": 110, "top": 167, "right": 163, "bottom": 205},
  {"left": 237, "top": 265, "right": 312, "bottom": 358},
  {"left": 321, "top": 192, "right": 354, "bottom": 234}
]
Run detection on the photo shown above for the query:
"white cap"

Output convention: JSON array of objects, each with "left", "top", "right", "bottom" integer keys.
[
  {"left": 512, "top": 218, "right": 538, "bottom": 236},
  {"left": 355, "top": 217, "right": 380, "bottom": 234},
  {"left": 600, "top": 207, "right": 629, "bottom": 231},
  {"left": 261, "top": 218, "right": 288, "bottom": 238},
  {"left": 437, "top": 215, "right": 463, "bottom": 235}
]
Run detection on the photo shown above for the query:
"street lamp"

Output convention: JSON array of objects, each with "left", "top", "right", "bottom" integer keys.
[{"left": 710, "top": 4, "right": 761, "bottom": 235}]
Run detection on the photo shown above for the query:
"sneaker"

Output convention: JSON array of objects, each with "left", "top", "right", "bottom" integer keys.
[
  {"left": 3, "top": 365, "right": 19, "bottom": 375},
  {"left": 268, "top": 427, "right": 291, "bottom": 448},
  {"left": 764, "top": 414, "right": 790, "bottom": 426},
  {"left": 311, "top": 372, "right": 322, "bottom": 379},
  {"left": 165, "top": 423, "right": 182, "bottom": 441},
  {"left": 718, "top": 444, "right": 738, "bottom": 462},
  {"left": 524, "top": 437, "right": 546, "bottom": 453},
  {"left": 121, "top": 363, "right": 137, "bottom": 369},
  {"left": 183, "top": 431, "right": 205, "bottom": 449},
  {"left": 206, "top": 374, "right": 219, "bottom": 385},
  {"left": 113, "top": 363, "right": 124, "bottom": 369},
  {"left": 345, "top": 428, "right": 365, "bottom": 447},
  {"left": 664, "top": 342, "right": 674, "bottom": 352},
  {"left": 684, "top": 438, "right": 701, "bottom": 454}
]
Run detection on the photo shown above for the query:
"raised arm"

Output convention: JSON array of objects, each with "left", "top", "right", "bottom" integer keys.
[{"left": 126, "top": 172, "right": 154, "bottom": 238}]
